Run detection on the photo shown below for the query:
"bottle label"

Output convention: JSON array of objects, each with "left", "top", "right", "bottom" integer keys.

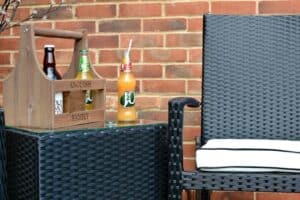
[
  {"left": 79, "top": 56, "right": 90, "bottom": 73},
  {"left": 54, "top": 92, "right": 63, "bottom": 115},
  {"left": 120, "top": 63, "right": 132, "bottom": 72},
  {"left": 47, "top": 68, "right": 57, "bottom": 80},
  {"left": 85, "top": 90, "right": 93, "bottom": 105},
  {"left": 120, "top": 91, "right": 136, "bottom": 108}
]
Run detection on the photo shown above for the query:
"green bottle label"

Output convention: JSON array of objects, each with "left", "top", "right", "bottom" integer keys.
[
  {"left": 79, "top": 56, "right": 90, "bottom": 73},
  {"left": 120, "top": 91, "right": 136, "bottom": 108}
]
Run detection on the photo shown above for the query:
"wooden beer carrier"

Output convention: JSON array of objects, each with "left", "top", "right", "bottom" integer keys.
[{"left": 3, "top": 23, "right": 106, "bottom": 129}]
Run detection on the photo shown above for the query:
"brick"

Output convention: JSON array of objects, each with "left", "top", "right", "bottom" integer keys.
[
  {"left": 183, "top": 127, "right": 201, "bottom": 141},
  {"left": 35, "top": 38, "right": 74, "bottom": 50},
  {"left": 99, "top": 49, "right": 141, "bottom": 63},
  {"left": 76, "top": 4, "right": 116, "bottom": 18},
  {"left": 259, "top": 0, "right": 300, "bottom": 14},
  {"left": 166, "top": 2, "right": 209, "bottom": 16},
  {"left": 138, "top": 110, "right": 168, "bottom": 121},
  {"left": 144, "top": 49, "right": 186, "bottom": 63},
  {"left": 144, "top": 18, "right": 186, "bottom": 32},
  {"left": 188, "top": 18, "right": 203, "bottom": 32},
  {"left": 56, "top": 66, "right": 68, "bottom": 77},
  {"left": 0, "top": 81, "right": 2, "bottom": 93},
  {"left": 119, "top": 3, "right": 161, "bottom": 17},
  {"left": 105, "top": 95, "right": 117, "bottom": 110},
  {"left": 0, "top": 38, "right": 19, "bottom": 51},
  {"left": 166, "top": 64, "right": 202, "bottom": 78},
  {"left": 134, "top": 64, "right": 163, "bottom": 78},
  {"left": 183, "top": 159, "right": 196, "bottom": 171},
  {"left": 211, "top": 191, "right": 254, "bottom": 200},
  {"left": 167, "top": 33, "right": 202, "bottom": 47},
  {"left": 66, "top": 0, "right": 94, "bottom": 2},
  {"left": 99, "top": 20, "right": 141, "bottom": 33},
  {"left": 0, "top": 28, "right": 10, "bottom": 36},
  {"left": 14, "top": 8, "right": 30, "bottom": 21},
  {"left": 188, "top": 80, "right": 202, "bottom": 95},
  {"left": 142, "top": 80, "right": 185, "bottom": 93},
  {"left": 55, "top": 21, "right": 96, "bottom": 33},
  {"left": 105, "top": 80, "right": 117, "bottom": 93},
  {"left": 0, "top": 94, "right": 2, "bottom": 107},
  {"left": 184, "top": 110, "right": 201, "bottom": 126},
  {"left": 136, "top": 96, "right": 161, "bottom": 109},
  {"left": 88, "top": 35, "right": 118, "bottom": 48},
  {"left": 94, "top": 65, "right": 118, "bottom": 79},
  {"left": 0, "top": 53, "right": 11, "bottom": 65},
  {"left": 55, "top": 51, "right": 76, "bottom": 64},
  {"left": 211, "top": 1, "right": 256, "bottom": 15},
  {"left": 0, "top": 66, "right": 14, "bottom": 79},
  {"left": 183, "top": 143, "right": 196, "bottom": 158},
  {"left": 160, "top": 97, "right": 173, "bottom": 110},
  {"left": 34, "top": 6, "right": 73, "bottom": 20},
  {"left": 256, "top": 192, "right": 300, "bottom": 200},
  {"left": 120, "top": 34, "right": 163, "bottom": 48},
  {"left": 189, "top": 48, "right": 203, "bottom": 63}
]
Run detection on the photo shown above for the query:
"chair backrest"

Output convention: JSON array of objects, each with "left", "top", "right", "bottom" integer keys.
[{"left": 201, "top": 15, "right": 300, "bottom": 143}]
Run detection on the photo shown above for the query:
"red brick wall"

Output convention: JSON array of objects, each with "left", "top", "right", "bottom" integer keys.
[{"left": 0, "top": 1, "right": 300, "bottom": 200}]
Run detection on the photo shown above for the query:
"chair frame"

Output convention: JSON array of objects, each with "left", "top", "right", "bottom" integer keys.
[{"left": 168, "top": 14, "right": 300, "bottom": 200}]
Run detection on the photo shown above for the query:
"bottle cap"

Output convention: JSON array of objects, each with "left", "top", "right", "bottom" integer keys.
[{"left": 44, "top": 44, "right": 55, "bottom": 48}]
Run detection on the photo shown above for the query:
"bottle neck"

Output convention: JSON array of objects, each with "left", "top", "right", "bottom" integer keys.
[
  {"left": 79, "top": 55, "right": 91, "bottom": 73},
  {"left": 44, "top": 50, "right": 55, "bottom": 65}
]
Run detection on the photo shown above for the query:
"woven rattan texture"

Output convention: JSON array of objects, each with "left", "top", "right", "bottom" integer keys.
[
  {"left": 7, "top": 124, "right": 168, "bottom": 200},
  {"left": 6, "top": 130, "right": 39, "bottom": 199},
  {"left": 0, "top": 110, "right": 7, "bottom": 200},
  {"left": 182, "top": 171, "right": 300, "bottom": 192},
  {"left": 167, "top": 15, "right": 300, "bottom": 200},
  {"left": 202, "top": 15, "right": 300, "bottom": 143}
]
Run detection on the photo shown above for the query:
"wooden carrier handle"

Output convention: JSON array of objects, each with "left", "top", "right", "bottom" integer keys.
[{"left": 34, "top": 27, "right": 84, "bottom": 39}]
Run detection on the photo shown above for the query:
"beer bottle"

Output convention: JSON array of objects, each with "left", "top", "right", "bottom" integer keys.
[
  {"left": 43, "top": 44, "right": 63, "bottom": 115},
  {"left": 76, "top": 49, "right": 94, "bottom": 111},
  {"left": 117, "top": 40, "right": 137, "bottom": 122}
]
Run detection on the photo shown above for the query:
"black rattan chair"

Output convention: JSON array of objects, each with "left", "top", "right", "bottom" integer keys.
[{"left": 168, "top": 14, "right": 300, "bottom": 200}]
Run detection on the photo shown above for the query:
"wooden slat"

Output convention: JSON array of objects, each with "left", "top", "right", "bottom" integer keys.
[
  {"left": 53, "top": 79, "right": 105, "bottom": 92},
  {"left": 34, "top": 27, "right": 83, "bottom": 39},
  {"left": 54, "top": 109, "right": 105, "bottom": 129}
]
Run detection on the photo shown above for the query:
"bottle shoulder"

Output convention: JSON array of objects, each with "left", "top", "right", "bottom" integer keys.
[
  {"left": 76, "top": 72, "right": 93, "bottom": 80},
  {"left": 118, "top": 72, "right": 136, "bottom": 82}
]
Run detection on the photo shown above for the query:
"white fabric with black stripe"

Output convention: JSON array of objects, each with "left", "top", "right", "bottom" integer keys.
[{"left": 196, "top": 139, "right": 300, "bottom": 172}]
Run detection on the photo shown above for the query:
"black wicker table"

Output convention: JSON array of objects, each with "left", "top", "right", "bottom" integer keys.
[{"left": 5, "top": 120, "right": 168, "bottom": 200}]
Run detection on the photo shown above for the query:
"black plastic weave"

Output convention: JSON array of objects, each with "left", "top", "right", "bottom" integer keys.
[
  {"left": 202, "top": 15, "right": 300, "bottom": 143},
  {"left": 168, "top": 14, "right": 300, "bottom": 200},
  {"left": 6, "top": 124, "right": 168, "bottom": 200}
]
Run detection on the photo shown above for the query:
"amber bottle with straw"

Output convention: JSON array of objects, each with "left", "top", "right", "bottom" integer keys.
[{"left": 117, "top": 40, "right": 137, "bottom": 122}]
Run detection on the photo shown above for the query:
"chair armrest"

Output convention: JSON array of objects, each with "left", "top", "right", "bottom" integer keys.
[
  {"left": 168, "top": 97, "right": 200, "bottom": 199},
  {"left": 168, "top": 97, "right": 200, "bottom": 110},
  {"left": 168, "top": 97, "right": 201, "bottom": 165}
]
